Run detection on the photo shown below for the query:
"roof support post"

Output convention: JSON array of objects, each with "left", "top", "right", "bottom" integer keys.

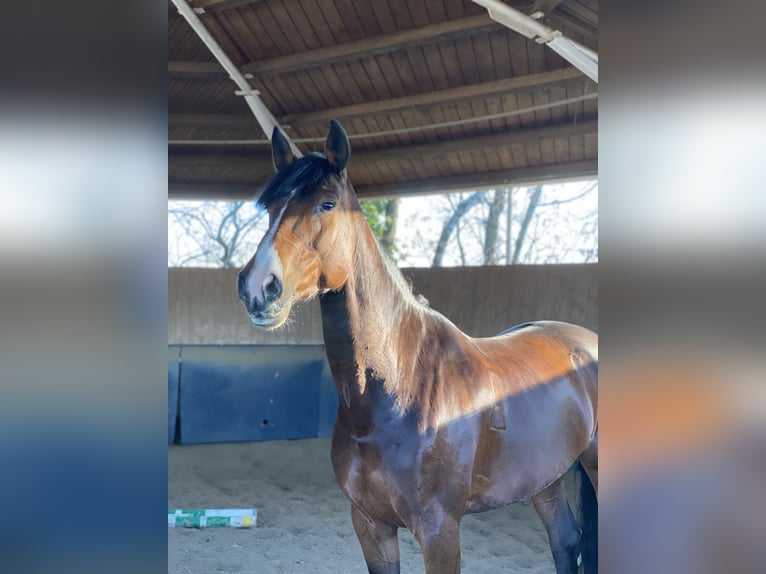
[
  {"left": 170, "top": 0, "right": 301, "bottom": 157},
  {"left": 471, "top": 0, "right": 598, "bottom": 83}
]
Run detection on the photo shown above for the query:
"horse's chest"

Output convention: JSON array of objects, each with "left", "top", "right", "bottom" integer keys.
[{"left": 331, "top": 429, "right": 419, "bottom": 525}]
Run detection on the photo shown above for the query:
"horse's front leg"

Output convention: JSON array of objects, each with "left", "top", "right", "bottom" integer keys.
[
  {"left": 413, "top": 513, "right": 461, "bottom": 574},
  {"left": 351, "top": 505, "right": 401, "bottom": 574}
]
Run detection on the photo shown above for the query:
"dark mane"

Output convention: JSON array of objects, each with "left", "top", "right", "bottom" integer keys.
[{"left": 257, "top": 153, "right": 335, "bottom": 209}]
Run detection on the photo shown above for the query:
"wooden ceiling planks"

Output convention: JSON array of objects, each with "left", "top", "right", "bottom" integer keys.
[
  {"left": 569, "top": 133, "right": 585, "bottom": 162},
  {"left": 168, "top": 0, "right": 598, "bottom": 199},
  {"left": 547, "top": 0, "right": 597, "bottom": 44}
]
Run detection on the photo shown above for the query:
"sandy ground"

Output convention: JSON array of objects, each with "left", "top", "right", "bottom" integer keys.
[{"left": 169, "top": 439, "right": 559, "bottom": 573}]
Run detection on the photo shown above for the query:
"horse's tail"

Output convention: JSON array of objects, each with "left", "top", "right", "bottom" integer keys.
[{"left": 578, "top": 461, "right": 598, "bottom": 574}]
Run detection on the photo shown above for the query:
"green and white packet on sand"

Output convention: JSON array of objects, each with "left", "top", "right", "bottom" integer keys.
[{"left": 168, "top": 508, "right": 257, "bottom": 528}]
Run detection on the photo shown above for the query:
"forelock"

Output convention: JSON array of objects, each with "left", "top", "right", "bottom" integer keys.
[{"left": 257, "top": 153, "right": 337, "bottom": 210}]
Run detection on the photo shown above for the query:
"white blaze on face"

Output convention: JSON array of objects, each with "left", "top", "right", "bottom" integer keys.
[{"left": 246, "top": 192, "right": 294, "bottom": 306}]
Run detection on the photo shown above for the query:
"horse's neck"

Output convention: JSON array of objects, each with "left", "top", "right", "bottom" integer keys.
[{"left": 319, "top": 218, "right": 421, "bottom": 422}]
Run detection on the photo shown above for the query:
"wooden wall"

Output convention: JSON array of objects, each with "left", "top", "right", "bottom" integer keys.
[{"left": 168, "top": 264, "right": 597, "bottom": 345}]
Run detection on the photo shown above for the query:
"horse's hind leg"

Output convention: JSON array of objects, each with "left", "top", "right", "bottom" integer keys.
[
  {"left": 578, "top": 435, "right": 598, "bottom": 574},
  {"left": 532, "top": 477, "right": 580, "bottom": 574},
  {"left": 579, "top": 433, "right": 598, "bottom": 494},
  {"left": 351, "top": 506, "right": 400, "bottom": 574}
]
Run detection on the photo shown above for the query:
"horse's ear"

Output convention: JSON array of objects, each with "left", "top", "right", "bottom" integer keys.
[
  {"left": 271, "top": 126, "right": 295, "bottom": 172},
  {"left": 325, "top": 119, "right": 350, "bottom": 173}
]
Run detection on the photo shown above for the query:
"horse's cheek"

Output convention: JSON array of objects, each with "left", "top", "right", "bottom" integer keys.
[{"left": 295, "top": 256, "right": 322, "bottom": 296}]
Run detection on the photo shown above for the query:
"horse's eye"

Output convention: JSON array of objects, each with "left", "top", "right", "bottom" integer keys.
[{"left": 319, "top": 200, "right": 336, "bottom": 212}]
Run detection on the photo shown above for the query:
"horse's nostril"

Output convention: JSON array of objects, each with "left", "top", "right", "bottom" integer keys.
[{"left": 263, "top": 274, "right": 282, "bottom": 303}]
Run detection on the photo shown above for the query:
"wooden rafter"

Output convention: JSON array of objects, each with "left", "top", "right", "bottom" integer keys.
[
  {"left": 168, "top": 160, "right": 598, "bottom": 200},
  {"left": 169, "top": 120, "right": 597, "bottom": 167},
  {"left": 168, "top": 113, "right": 257, "bottom": 128},
  {"left": 545, "top": 12, "right": 597, "bottom": 40},
  {"left": 532, "top": 0, "right": 564, "bottom": 13},
  {"left": 169, "top": 150, "right": 271, "bottom": 169},
  {"left": 360, "top": 120, "right": 598, "bottom": 162},
  {"left": 356, "top": 120, "right": 596, "bottom": 162},
  {"left": 354, "top": 159, "right": 597, "bottom": 199},
  {"left": 281, "top": 68, "right": 586, "bottom": 126},
  {"left": 241, "top": 15, "right": 497, "bottom": 76},
  {"left": 168, "top": 67, "right": 589, "bottom": 129},
  {"left": 168, "top": 181, "right": 265, "bottom": 199},
  {"left": 168, "top": 60, "right": 228, "bottom": 79},
  {"left": 192, "top": 0, "right": 266, "bottom": 13}
]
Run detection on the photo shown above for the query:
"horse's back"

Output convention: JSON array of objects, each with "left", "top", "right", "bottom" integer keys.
[
  {"left": 469, "top": 319, "right": 597, "bottom": 400},
  {"left": 498, "top": 320, "right": 597, "bottom": 363}
]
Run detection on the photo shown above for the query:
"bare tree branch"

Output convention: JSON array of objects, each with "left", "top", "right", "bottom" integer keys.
[
  {"left": 483, "top": 190, "right": 505, "bottom": 265},
  {"left": 432, "top": 192, "right": 484, "bottom": 267},
  {"left": 537, "top": 182, "right": 597, "bottom": 207},
  {"left": 168, "top": 200, "right": 266, "bottom": 268},
  {"left": 512, "top": 185, "right": 543, "bottom": 264}
]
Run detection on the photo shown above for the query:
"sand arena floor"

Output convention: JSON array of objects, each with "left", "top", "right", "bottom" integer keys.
[{"left": 169, "top": 438, "right": 563, "bottom": 573}]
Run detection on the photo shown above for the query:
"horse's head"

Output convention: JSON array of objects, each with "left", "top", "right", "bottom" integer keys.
[{"left": 237, "top": 119, "right": 357, "bottom": 328}]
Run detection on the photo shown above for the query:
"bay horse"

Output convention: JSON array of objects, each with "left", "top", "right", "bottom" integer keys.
[{"left": 238, "top": 120, "right": 598, "bottom": 574}]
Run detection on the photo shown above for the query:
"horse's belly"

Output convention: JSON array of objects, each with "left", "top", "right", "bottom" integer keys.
[
  {"left": 465, "top": 442, "right": 578, "bottom": 513},
  {"left": 466, "top": 374, "right": 596, "bottom": 511}
]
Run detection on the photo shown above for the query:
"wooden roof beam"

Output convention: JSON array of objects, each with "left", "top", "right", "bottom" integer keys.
[
  {"left": 354, "top": 160, "right": 597, "bottom": 199},
  {"left": 191, "top": 0, "right": 266, "bottom": 13},
  {"left": 169, "top": 150, "right": 271, "bottom": 169},
  {"left": 353, "top": 120, "right": 596, "bottom": 163},
  {"left": 544, "top": 11, "right": 597, "bottom": 40},
  {"left": 532, "top": 0, "right": 564, "bottom": 14},
  {"left": 168, "top": 60, "right": 230, "bottom": 80},
  {"left": 168, "top": 67, "right": 589, "bottom": 129},
  {"left": 168, "top": 113, "right": 258, "bottom": 128},
  {"left": 168, "top": 160, "right": 598, "bottom": 200},
  {"left": 168, "top": 181, "right": 265, "bottom": 200},
  {"left": 281, "top": 67, "right": 585, "bottom": 127},
  {"left": 242, "top": 14, "right": 497, "bottom": 76},
  {"left": 169, "top": 120, "right": 597, "bottom": 166}
]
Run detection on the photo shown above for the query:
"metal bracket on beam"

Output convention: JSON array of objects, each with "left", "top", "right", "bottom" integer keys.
[
  {"left": 534, "top": 29, "right": 561, "bottom": 44},
  {"left": 235, "top": 89, "right": 261, "bottom": 97}
]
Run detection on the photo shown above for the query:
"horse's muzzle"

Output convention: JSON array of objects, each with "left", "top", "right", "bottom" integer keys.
[
  {"left": 238, "top": 269, "right": 283, "bottom": 313},
  {"left": 246, "top": 297, "right": 291, "bottom": 329}
]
